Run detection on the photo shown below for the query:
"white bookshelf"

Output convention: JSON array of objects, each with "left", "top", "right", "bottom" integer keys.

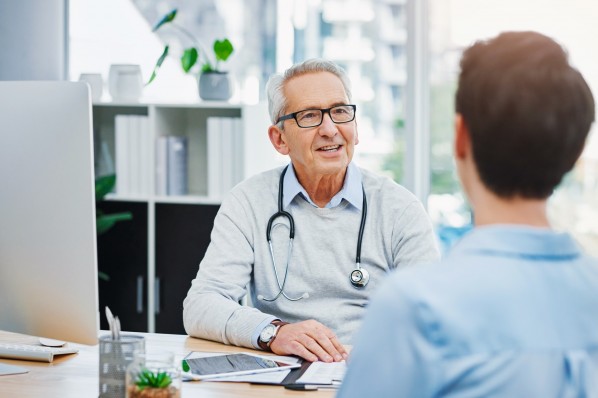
[
  {"left": 93, "top": 101, "right": 283, "bottom": 201},
  {"left": 92, "top": 101, "right": 285, "bottom": 332}
]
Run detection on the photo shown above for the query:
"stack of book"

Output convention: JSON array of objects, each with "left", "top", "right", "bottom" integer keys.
[
  {"left": 207, "top": 117, "right": 243, "bottom": 199},
  {"left": 155, "top": 136, "right": 188, "bottom": 196},
  {"left": 114, "top": 115, "right": 151, "bottom": 196}
]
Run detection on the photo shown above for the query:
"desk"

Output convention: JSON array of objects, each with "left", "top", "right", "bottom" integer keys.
[{"left": 0, "top": 331, "right": 336, "bottom": 397}]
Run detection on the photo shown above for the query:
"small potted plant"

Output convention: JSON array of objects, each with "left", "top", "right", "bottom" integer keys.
[
  {"left": 127, "top": 366, "right": 181, "bottom": 398},
  {"left": 148, "top": 9, "right": 235, "bottom": 101}
]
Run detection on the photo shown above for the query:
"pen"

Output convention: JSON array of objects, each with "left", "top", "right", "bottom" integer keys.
[{"left": 284, "top": 384, "right": 320, "bottom": 391}]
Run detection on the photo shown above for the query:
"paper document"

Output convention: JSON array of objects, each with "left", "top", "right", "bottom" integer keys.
[
  {"left": 0, "top": 363, "right": 29, "bottom": 376},
  {"left": 295, "top": 360, "right": 346, "bottom": 385}
]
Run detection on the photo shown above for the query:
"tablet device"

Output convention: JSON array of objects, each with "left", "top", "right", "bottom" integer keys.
[{"left": 182, "top": 352, "right": 300, "bottom": 380}]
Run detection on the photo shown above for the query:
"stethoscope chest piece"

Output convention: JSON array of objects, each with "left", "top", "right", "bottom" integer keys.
[{"left": 350, "top": 267, "right": 370, "bottom": 288}]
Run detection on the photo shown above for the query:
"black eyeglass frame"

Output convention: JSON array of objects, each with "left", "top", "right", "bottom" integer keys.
[{"left": 276, "top": 104, "right": 357, "bottom": 128}]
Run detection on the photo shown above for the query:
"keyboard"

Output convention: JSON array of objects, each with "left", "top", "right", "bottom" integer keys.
[{"left": 0, "top": 343, "right": 78, "bottom": 363}]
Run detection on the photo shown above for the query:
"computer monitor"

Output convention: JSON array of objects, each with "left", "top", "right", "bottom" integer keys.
[{"left": 0, "top": 81, "right": 99, "bottom": 345}]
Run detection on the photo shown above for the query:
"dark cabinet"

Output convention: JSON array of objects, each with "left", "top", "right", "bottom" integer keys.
[
  {"left": 97, "top": 201, "right": 148, "bottom": 332},
  {"left": 155, "top": 203, "right": 220, "bottom": 334},
  {"left": 96, "top": 201, "right": 219, "bottom": 333}
]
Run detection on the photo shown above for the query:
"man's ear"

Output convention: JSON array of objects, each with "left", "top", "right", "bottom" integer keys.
[
  {"left": 455, "top": 113, "right": 470, "bottom": 160},
  {"left": 354, "top": 119, "right": 359, "bottom": 145},
  {"left": 268, "top": 124, "right": 290, "bottom": 155}
]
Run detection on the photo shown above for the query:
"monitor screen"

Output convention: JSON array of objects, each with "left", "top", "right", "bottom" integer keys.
[{"left": 0, "top": 81, "right": 99, "bottom": 345}]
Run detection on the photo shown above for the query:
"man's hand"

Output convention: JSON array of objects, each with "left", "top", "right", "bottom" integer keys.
[{"left": 269, "top": 319, "right": 348, "bottom": 362}]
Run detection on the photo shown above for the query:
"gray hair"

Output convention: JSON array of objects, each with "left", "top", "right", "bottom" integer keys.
[{"left": 265, "top": 58, "right": 353, "bottom": 127}]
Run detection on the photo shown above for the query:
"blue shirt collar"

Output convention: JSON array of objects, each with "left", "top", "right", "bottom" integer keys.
[
  {"left": 449, "top": 225, "right": 582, "bottom": 260},
  {"left": 282, "top": 162, "right": 363, "bottom": 210}
]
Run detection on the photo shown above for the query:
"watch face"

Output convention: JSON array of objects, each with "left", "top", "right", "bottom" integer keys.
[{"left": 260, "top": 324, "right": 276, "bottom": 342}]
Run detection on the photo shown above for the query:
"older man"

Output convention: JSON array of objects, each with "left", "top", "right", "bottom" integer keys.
[
  {"left": 183, "top": 59, "right": 439, "bottom": 362},
  {"left": 339, "top": 31, "right": 598, "bottom": 397}
]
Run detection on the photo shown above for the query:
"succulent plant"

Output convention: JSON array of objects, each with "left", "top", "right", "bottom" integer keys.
[{"left": 135, "top": 369, "right": 172, "bottom": 390}]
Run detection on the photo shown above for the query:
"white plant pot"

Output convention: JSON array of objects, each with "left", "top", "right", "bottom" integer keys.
[{"left": 108, "top": 64, "right": 143, "bottom": 102}]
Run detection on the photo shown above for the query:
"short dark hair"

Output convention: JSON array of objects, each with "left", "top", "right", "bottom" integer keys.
[{"left": 456, "top": 31, "right": 595, "bottom": 199}]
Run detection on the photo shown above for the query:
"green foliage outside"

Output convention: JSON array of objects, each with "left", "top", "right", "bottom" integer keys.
[{"left": 382, "top": 82, "right": 461, "bottom": 195}]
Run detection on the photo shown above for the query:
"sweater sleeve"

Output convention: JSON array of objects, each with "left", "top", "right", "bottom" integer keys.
[
  {"left": 183, "top": 190, "right": 273, "bottom": 348},
  {"left": 392, "top": 201, "right": 441, "bottom": 268}
]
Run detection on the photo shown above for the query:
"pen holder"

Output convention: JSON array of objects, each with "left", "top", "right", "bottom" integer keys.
[{"left": 99, "top": 335, "right": 145, "bottom": 398}]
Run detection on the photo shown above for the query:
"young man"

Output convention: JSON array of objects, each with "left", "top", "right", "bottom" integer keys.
[
  {"left": 183, "top": 59, "right": 439, "bottom": 362},
  {"left": 339, "top": 31, "right": 598, "bottom": 397}
]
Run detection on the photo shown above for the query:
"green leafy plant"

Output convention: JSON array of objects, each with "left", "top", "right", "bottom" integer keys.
[
  {"left": 135, "top": 368, "right": 172, "bottom": 390},
  {"left": 95, "top": 174, "right": 133, "bottom": 281},
  {"left": 95, "top": 175, "right": 133, "bottom": 235},
  {"left": 148, "top": 9, "right": 234, "bottom": 84}
]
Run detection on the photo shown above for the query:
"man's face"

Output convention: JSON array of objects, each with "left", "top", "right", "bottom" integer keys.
[{"left": 275, "top": 71, "right": 358, "bottom": 179}]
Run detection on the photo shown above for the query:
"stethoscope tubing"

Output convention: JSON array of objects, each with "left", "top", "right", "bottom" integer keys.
[{"left": 261, "top": 165, "right": 368, "bottom": 302}]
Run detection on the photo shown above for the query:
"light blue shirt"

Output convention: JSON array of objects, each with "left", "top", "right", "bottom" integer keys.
[
  {"left": 283, "top": 162, "right": 363, "bottom": 210},
  {"left": 338, "top": 225, "right": 598, "bottom": 398},
  {"left": 251, "top": 162, "right": 364, "bottom": 348}
]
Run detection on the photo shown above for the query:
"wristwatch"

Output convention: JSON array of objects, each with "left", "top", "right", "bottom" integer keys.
[{"left": 258, "top": 320, "right": 288, "bottom": 351}]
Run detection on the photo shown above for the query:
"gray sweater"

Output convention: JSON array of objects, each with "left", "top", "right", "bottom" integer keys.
[{"left": 183, "top": 166, "right": 439, "bottom": 347}]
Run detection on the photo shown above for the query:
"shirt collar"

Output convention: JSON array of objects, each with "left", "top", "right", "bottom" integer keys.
[
  {"left": 282, "top": 162, "right": 363, "bottom": 210},
  {"left": 449, "top": 225, "right": 582, "bottom": 260}
]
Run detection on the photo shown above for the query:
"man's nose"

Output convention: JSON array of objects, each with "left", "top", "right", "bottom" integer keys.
[{"left": 318, "top": 112, "right": 338, "bottom": 136}]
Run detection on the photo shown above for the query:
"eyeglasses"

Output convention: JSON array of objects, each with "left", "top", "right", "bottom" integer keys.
[{"left": 276, "top": 105, "right": 357, "bottom": 128}]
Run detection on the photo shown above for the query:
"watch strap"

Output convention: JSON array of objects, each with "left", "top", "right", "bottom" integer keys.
[{"left": 258, "top": 320, "right": 289, "bottom": 351}]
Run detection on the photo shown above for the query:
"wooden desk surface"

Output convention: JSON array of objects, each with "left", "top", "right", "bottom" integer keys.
[{"left": 0, "top": 331, "right": 336, "bottom": 397}]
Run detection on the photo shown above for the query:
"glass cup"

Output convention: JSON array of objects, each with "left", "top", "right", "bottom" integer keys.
[
  {"left": 126, "top": 350, "right": 182, "bottom": 398},
  {"left": 99, "top": 334, "right": 145, "bottom": 397}
]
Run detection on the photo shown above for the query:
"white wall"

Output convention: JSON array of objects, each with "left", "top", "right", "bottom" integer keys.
[{"left": 0, "top": 0, "right": 68, "bottom": 80}]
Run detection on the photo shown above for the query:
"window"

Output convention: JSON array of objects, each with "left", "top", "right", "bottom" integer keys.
[
  {"left": 427, "top": 0, "right": 598, "bottom": 254},
  {"left": 70, "top": 0, "right": 409, "bottom": 182}
]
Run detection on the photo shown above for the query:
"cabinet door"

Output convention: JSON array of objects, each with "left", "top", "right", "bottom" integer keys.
[
  {"left": 97, "top": 201, "right": 148, "bottom": 332},
  {"left": 155, "top": 203, "right": 220, "bottom": 334}
]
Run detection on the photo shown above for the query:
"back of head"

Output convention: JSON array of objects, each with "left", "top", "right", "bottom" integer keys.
[
  {"left": 265, "top": 58, "right": 352, "bottom": 126},
  {"left": 456, "top": 31, "right": 595, "bottom": 199}
]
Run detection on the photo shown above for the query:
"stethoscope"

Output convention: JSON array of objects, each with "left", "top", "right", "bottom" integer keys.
[{"left": 257, "top": 165, "right": 369, "bottom": 302}]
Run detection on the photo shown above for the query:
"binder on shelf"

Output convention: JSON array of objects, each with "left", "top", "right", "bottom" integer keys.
[
  {"left": 138, "top": 116, "right": 151, "bottom": 195},
  {"left": 207, "top": 117, "right": 222, "bottom": 199},
  {"left": 114, "top": 115, "right": 129, "bottom": 195},
  {"left": 155, "top": 136, "right": 168, "bottom": 196},
  {"left": 167, "top": 136, "right": 188, "bottom": 196},
  {"left": 128, "top": 116, "right": 140, "bottom": 195},
  {"left": 114, "top": 114, "right": 151, "bottom": 196},
  {"left": 207, "top": 116, "right": 243, "bottom": 199},
  {"left": 155, "top": 135, "right": 189, "bottom": 196}
]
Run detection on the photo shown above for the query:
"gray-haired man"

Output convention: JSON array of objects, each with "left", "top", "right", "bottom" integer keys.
[{"left": 183, "top": 59, "right": 439, "bottom": 362}]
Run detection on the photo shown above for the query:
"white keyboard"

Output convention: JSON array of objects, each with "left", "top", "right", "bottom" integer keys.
[{"left": 0, "top": 343, "right": 78, "bottom": 363}]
